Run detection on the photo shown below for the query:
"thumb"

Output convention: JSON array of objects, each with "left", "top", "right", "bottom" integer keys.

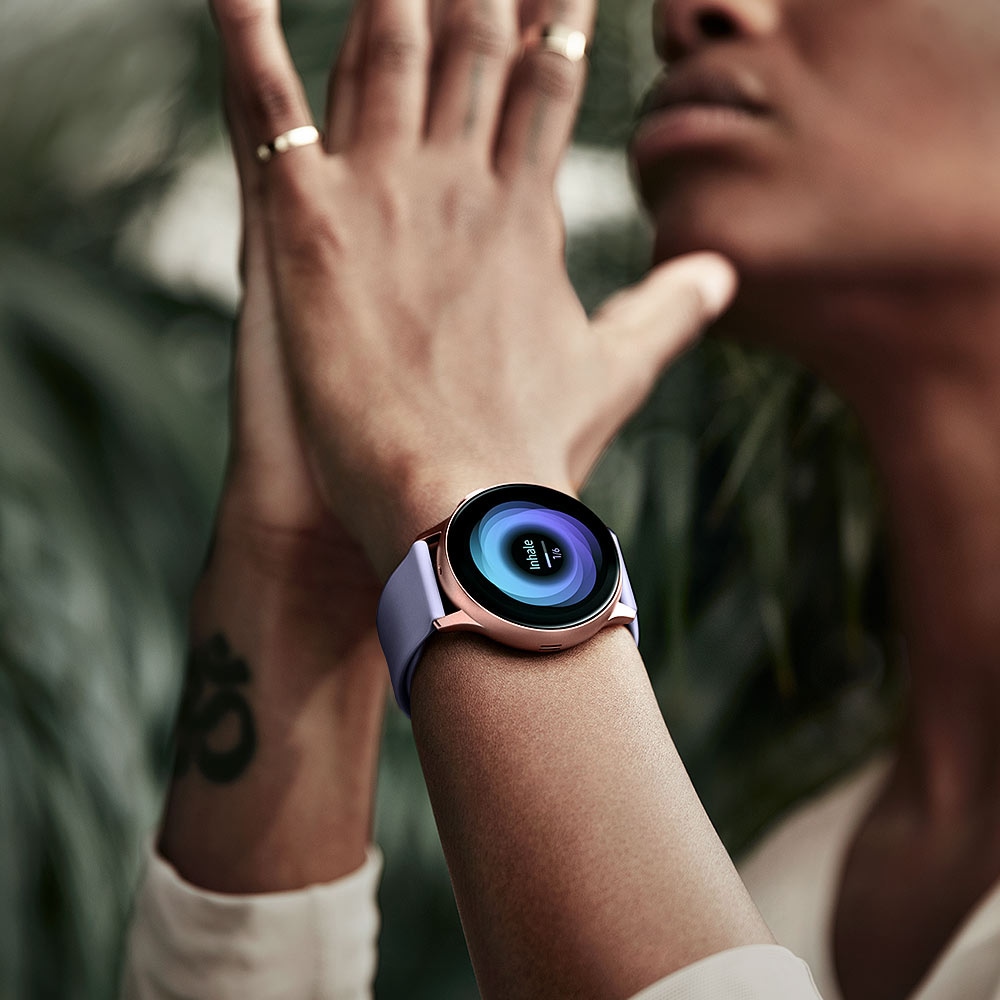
[
  {"left": 567, "top": 254, "right": 737, "bottom": 488},
  {"left": 590, "top": 251, "right": 738, "bottom": 376}
]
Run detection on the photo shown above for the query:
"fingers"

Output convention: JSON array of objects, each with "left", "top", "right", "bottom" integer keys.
[
  {"left": 425, "top": 0, "right": 518, "bottom": 154},
  {"left": 326, "top": 1, "right": 370, "bottom": 153},
  {"left": 354, "top": 0, "right": 433, "bottom": 151},
  {"left": 219, "top": 45, "right": 278, "bottom": 286},
  {"left": 223, "top": 76, "right": 263, "bottom": 215},
  {"left": 591, "top": 253, "right": 738, "bottom": 399},
  {"left": 212, "top": 0, "right": 321, "bottom": 178},
  {"left": 566, "top": 254, "right": 737, "bottom": 484},
  {"left": 495, "top": 0, "right": 595, "bottom": 182},
  {"left": 326, "top": 0, "right": 588, "bottom": 174}
]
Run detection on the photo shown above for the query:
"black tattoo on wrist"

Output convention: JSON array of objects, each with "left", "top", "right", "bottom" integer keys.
[{"left": 173, "top": 634, "right": 257, "bottom": 784}]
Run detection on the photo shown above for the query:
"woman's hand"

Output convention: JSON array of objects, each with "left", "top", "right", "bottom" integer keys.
[
  {"left": 214, "top": 0, "right": 736, "bottom": 580},
  {"left": 206, "top": 0, "right": 383, "bottom": 658}
]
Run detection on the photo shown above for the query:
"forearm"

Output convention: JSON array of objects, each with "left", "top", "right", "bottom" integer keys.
[
  {"left": 158, "top": 522, "right": 386, "bottom": 893},
  {"left": 411, "top": 627, "right": 773, "bottom": 1000}
]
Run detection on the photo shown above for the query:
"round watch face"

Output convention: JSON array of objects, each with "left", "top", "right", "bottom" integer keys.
[{"left": 445, "top": 484, "right": 621, "bottom": 630}]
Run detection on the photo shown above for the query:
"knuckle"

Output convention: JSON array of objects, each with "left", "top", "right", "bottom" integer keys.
[
  {"left": 366, "top": 27, "right": 426, "bottom": 75},
  {"left": 525, "top": 53, "right": 580, "bottom": 104},
  {"left": 364, "top": 109, "right": 403, "bottom": 139},
  {"left": 213, "top": 0, "right": 268, "bottom": 33},
  {"left": 251, "top": 78, "right": 297, "bottom": 130},
  {"left": 447, "top": 13, "right": 511, "bottom": 62},
  {"left": 334, "top": 49, "right": 363, "bottom": 85}
]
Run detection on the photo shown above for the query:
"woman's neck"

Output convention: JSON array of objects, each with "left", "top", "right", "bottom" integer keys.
[
  {"left": 862, "top": 362, "right": 1000, "bottom": 818},
  {"left": 749, "top": 276, "right": 1000, "bottom": 820}
]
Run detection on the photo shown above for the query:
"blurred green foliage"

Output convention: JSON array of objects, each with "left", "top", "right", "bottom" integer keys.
[{"left": 0, "top": 1, "right": 900, "bottom": 997}]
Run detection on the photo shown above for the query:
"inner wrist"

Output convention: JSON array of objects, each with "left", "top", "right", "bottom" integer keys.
[
  {"left": 195, "top": 516, "right": 383, "bottom": 663},
  {"left": 208, "top": 505, "right": 358, "bottom": 590}
]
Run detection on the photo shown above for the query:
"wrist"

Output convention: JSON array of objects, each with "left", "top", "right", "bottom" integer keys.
[
  {"left": 201, "top": 505, "right": 384, "bottom": 660},
  {"left": 189, "top": 532, "right": 388, "bottom": 735},
  {"left": 376, "top": 481, "right": 637, "bottom": 717},
  {"left": 161, "top": 512, "right": 388, "bottom": 893},
  {"left": 365, "top": 465, "right": 578, "bottom": 581}
]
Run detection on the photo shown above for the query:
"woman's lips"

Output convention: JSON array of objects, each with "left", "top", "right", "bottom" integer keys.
[{"left": 631, "top": 66, "right": 774, "bottom": 167}]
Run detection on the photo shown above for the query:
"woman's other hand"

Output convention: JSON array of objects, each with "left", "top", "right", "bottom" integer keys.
[{"left": 208, "top": 0, "right": 383, "bottom": 656}]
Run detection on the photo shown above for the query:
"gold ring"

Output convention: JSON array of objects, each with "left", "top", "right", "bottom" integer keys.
[
  {"left": 255, "top": 125, "right": 321, "bottom": 164},
  {"left": 538, "top": 23, "right": 589, "bottom": 63}
]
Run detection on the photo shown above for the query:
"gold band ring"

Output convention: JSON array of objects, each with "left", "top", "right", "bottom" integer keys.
[
  {"left": 255, "top": 125, "right": 321, "bottom": 164},
  {"left": 538, "top": 23, "right": 589, "bottom": 63}
]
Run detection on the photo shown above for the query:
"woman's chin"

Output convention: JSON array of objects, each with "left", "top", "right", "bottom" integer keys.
[
  {"left": 647, "top": 190, "right": 765, "bottom": 268},
  {"left": 650, "top": 217, "right": 765, "bottom": 273},
  {"left": 648, "top": 197, "right": 823, "bottom": 284}
]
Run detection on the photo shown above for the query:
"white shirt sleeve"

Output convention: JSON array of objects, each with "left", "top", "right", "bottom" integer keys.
[
  {"left": 629, "top": 945, "right": 823, "bottom": 1000},
  {"left": 121, "top": 844, "right": 821, "bottom": 1000},
  {"left": 120, "top": 844, "right": 383, "bottom": 1000}
]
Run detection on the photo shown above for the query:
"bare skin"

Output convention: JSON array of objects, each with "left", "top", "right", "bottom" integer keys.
[
  {"left": 820, "top": 286, "right": 1000, "bottom": 1000},
  {"left": 159, "top": 521, "right": 385, "bottom": 892},
  {"left": 412, "top": 629, "right": 768, "bottom": 999},
  {"left": 712, "top": 276, "right": 1000, "bottom": 1000},
  {"left": 158, "top": 0, "right": 386, "bottom": 890},
  {"left": 638, "top": 0, "right": 1000, "bottom": 996},
  {"left": 161, "top": 0, "right": 1000, "bottom": 992},
  {"left": 158, "top": 0, "right": 777, "bottom": 996}
]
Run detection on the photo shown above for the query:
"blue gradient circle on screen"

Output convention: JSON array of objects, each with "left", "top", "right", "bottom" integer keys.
[
  {"left": 469, "top": 501, "right": 599, "bottom": 607},
  {"left": 447, "top": 485, "right": 620, "bottom": 630}
]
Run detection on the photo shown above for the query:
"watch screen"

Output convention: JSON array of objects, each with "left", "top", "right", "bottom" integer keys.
[{"left": 445, "top": 484, "right": 620, "bottom": 629}]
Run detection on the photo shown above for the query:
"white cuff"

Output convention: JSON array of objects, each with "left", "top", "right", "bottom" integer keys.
[
  {"left": 631, "top": 945, "right": 823, "bottom": 1000},
  {"left": 120, "top": 842, "right": 383, "bottom": 1000}
]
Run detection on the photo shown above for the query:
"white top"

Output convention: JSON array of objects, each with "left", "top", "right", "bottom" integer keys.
[
  {"left": 739, "top": 758, "right": 1000, "bottom": 1000},
  {"left": 121, "top": 847, "right": 383, "bottom": 1000},
  {"left": 121, "top": 849, "right": 818, "bottom": 999},
  {"left": 120, "top": 764, "right": 1000, "bottom": 998}
]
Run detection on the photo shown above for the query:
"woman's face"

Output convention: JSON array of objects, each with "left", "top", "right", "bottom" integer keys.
[{"left": 631, "top": 0, "right": 1000, "bottom": 284}]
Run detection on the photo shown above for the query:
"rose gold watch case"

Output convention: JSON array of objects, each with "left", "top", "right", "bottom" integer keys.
[{"left": 418, "top": 490, "right": 637, "bottom": 653}]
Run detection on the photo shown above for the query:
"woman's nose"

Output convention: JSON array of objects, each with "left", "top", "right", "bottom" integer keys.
[{"left": 653, "top": 0, "right": 781, "bottom": 62}]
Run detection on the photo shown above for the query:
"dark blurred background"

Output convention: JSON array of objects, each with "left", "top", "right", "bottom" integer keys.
[{"left": 0, "top": 0, "right": 901, "bottom": 996}]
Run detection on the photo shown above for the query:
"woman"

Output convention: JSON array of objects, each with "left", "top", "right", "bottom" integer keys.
[
  {"left": 636, "top": 3, "right": 1000, "bottom": 999},
  {"left": 123, "top": 0, "right": 1000, "bottom": 998}
]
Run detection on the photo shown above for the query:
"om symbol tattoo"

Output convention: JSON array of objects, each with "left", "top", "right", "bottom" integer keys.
[{"left": 173, "top": 634, "right": 257, "bottom": 784}]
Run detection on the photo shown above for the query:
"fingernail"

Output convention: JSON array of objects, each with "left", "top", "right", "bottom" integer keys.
[{"left": 692, "top": 254, "right": 739, "bottom": 316}]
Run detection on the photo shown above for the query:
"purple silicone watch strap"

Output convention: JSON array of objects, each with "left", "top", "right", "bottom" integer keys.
[
  {"left": 376, "top": 540, "right": 445, "bottom": 717},
  {"left": 612, "top": 531, "right": 640, "bottom": 648},
  {"left": 377, "top": 531, "right": 640, "bottom": 717}
]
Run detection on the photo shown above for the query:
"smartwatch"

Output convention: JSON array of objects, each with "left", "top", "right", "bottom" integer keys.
[{"left": 376, "top": 483, "right": 639, "bottom": 715}]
